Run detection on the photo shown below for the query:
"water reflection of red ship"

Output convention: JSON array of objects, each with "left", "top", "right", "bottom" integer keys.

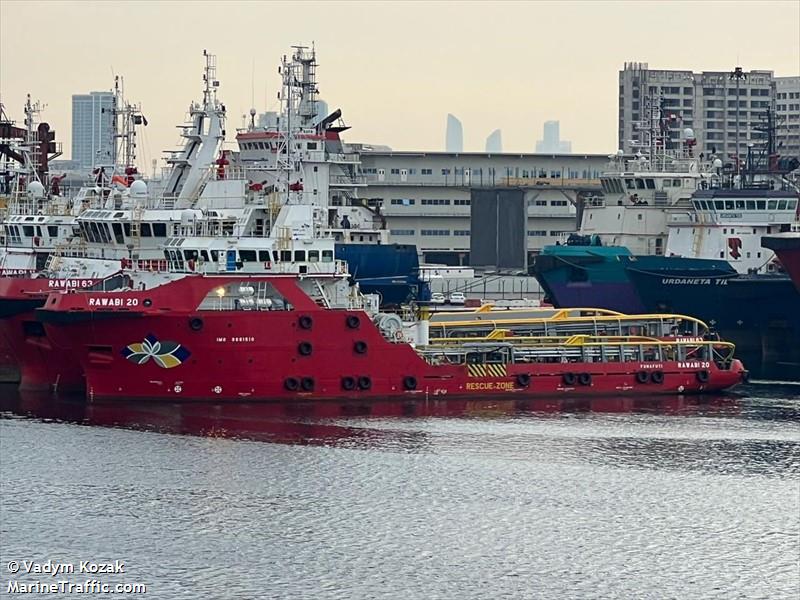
[{"left": 2, "top": 391, "right": 741, "bottom": 446}]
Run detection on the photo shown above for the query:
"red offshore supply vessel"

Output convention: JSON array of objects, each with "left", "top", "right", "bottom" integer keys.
[
  {"left": 0, "top": 273, "right": 101, "bottom": 390},
  {"left": 37, "top": 270, "right": 748, "bottom": 402}
]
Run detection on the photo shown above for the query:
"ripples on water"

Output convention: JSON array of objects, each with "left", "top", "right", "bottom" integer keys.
[{"left": 1, "top": 384, "right": 798, "bottom": 599}]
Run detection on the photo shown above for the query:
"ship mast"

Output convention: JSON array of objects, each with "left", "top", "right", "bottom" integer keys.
[{"left": 110, "top": 75, "right": 147, "bottom": 171}]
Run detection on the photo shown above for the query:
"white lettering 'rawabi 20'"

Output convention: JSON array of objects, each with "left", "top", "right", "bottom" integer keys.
[{"left": 87, "top": 298, "right": 139, "bottom": 307}]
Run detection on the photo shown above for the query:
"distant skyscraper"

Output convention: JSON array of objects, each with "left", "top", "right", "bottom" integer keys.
[
  {"left": 71, "top": 91, "right": 115, "bottom": 169},
  {"left": 445, "top": 114, "right": 463, "bottom": 152},
  {"left": 535, "top": 120, "right": 572, "bottom": 154},
  {"left": 485, "top": 129, "right": 502, "bottom": 153}
]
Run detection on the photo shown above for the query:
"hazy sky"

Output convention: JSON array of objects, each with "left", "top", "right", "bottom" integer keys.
[{"left": 1, "top": 0, "right": 798, "bottom": 166}]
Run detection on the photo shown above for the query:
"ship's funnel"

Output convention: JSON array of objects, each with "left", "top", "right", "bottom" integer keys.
[{"left": 316, "top": 108, "right": 342, "bottom": 131}]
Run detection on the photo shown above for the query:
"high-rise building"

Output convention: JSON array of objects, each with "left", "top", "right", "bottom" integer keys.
[
  {"left": 776, "top": 77, "right": 800, "bottom": 159},
  {"left": 485, "top": 129, "right": 502, "bottom": 153},
  {"left": 535, "top": 121, "right": 572, "bottom": 153},
  {"left": 445, "top": 114, "right": 463, "bottom": 153},
  {"left": 71, "top": 91, "right": 115, "bottom": 169},
  {"left": 618, "top": 63, "right": 782, "bottom": 160}
]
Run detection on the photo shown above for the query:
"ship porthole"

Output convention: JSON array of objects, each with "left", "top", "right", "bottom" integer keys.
[
  {"left": 298, "top": 315, "right": 313, "bottom": 330},
  {"left": 651, "top": 371, "right": 664, "bottom": 384},
  {"left": 403, "top": 376, "right": 417, "bottom": 391},
  {"left": 300, "top": 377, "right": 315, "bottom": 392},
  {"left": 346, "top": 315, "right": 361, "bottom": 329},
  {"left": 578, "top": 372, "right": 592, "bottom": 386},
  {"left": 516, "top": 373, "right": 531, "bottom": 388},
  {"left": 189, "top": 317, "right": 204, "bottom": 331},
  {"left": 562, "top": 372, "right": 576, "bottom": 386},
  {"left": 358, "top": 376, "right": 372, "bottom": 390},
  {"left": 298, "top": 341, "right": 313, "bottom": 356},
  {"left": 696, "top": 370, "right": 710, "bottom": 383},
  {"left": 353, "top": 340, "right": 368, "bottom": 354},
  {"left": 284, "top": 377, "right": 300, "bottom": 391},
  {"left": 341, "top": 376, "right": 356, "bottom": 391},
  {"left": 635, "top": 371, "right": 650, "bottom": 384}
]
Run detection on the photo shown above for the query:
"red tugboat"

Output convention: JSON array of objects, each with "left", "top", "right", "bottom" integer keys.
[
  {"left": 38, "top": 268, "right": 747, "bottom": 403},
  {"left": 762, "top": 232, "right": 800, "bottom": 292}
]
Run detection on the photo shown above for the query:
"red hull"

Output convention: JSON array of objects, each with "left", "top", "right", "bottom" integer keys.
[
  {"left": 0, "top": 277, "right": 97, "bottom": 391},
  {"left": 763, "top": 235, "right": 800, "bottom": 293},
  {"left": 0, "top": 334, "right": 19, "bottom": 383},
  {"left": 39, "top": 276, "right": 747, "bottom": 402}
]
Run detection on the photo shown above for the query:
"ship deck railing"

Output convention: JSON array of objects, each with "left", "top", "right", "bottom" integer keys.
[
  {"left": 418, "top": 337, "right": 736, "bottom": 369},
  {"left": 429, "top": 313, "right": 708, "bottom": 339}
]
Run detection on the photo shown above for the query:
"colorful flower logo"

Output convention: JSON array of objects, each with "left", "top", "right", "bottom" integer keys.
[{"left": 122, "top": 334, "right": 191, "bottom": 369}]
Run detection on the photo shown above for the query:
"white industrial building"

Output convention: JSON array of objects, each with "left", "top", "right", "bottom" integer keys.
[{"left": 357, "top": 149, "right": 608, "bottom": 264}]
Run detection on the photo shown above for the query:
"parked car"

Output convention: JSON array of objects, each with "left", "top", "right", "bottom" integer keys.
[
  {"left": 448, "top": 292, "right": 466, "bottom": 305},
  {"left": 430, "top": 292, "right": 446, "bottom": 304}
]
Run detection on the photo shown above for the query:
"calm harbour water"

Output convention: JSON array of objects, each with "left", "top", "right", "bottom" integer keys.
[{"left": 1, "top": 384, "right": 798, "bottom": 599}]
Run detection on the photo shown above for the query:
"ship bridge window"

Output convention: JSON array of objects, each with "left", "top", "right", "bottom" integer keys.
[
  {"left": 123, "top": 223, "right": 132, "bottom": 237},
  {"left": 635, "top": 179, "right": 645, "bottom": 189},
  {"left": 294, "top": 250, "right": 306, "bottom": 262},
  {"left": 141, "top": 223, "right": 152, "bottom": 237},
  {"left": 272, "top": 250, "right": 280, "bottom": 262},
  {"left": 22, "top": 225, "right": 34, "bottom": 237},
  {"left": 725, "top": 200, "right": 735, "bottom": 209},
  {"left": 714, "top": 201, "right": 724, "bottom": 210},
  {"left": 89, "top": 222, "right": 101, "bottom": 243},
  {"left": 200, "top": 250, "right": 210, "bottom": 262},
  {"left": 47, "top": 226, "right": 58, "bottom": 237},
  {"left": 307, "top": 142, "right": 317, "bottom": 150},
  {"left": 166, "top": 249, "right": 184, "bottom": 271},
  {"left": 757, "top": 200, "right": 766, "bottom": 210},
  {"left": 153, "top": 223, "right": 167, "bottom": 237},
  {"left": 198, "top": 281, "right": 290, "bottom": 312},
  {"left": 112, "top": 223, "right": 124, "bottom": 244},
  {"left": 280, "top": 250, "right": 292, "bottom": 262},
  {"left": 663, "top": 179, "right": 672, "bottom": 188},
  {"left": 768, "top": 200, "right": 777, "bottom": 210},
  {"left": 322, "top": 250, "right": 333, "bottom": 262},
  {"left": 736, "top": 201, "right": 745, "bottom": 209},
  {"left": 673, "top": 179, "right": 682, "bottom": 187},
  {"left": 625, "top": 179, "right": 634, "bottom": 189},
  {"left": 645, "top": 179, "right": 655, "bottom": 189},
  {"left": 258, "top": 250, "right": 270, "bottom": 262},
  {"left": 239, "top": 250, "right": 257, "bottom": 263},
  {"left": 778, "top": 200, "right": 787, "bottom": 210},
  {"left": 789, "top": 200, "right": 797, "bottom": 211},
  {"left": 308, "top": 250, "right": 319, "bottom": 262},
  {"left": 746, "top": 200, "right": 756, "bottom": 210},
  {"left": 210, "top": 250, "right": 219, "bottom": 262}
]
